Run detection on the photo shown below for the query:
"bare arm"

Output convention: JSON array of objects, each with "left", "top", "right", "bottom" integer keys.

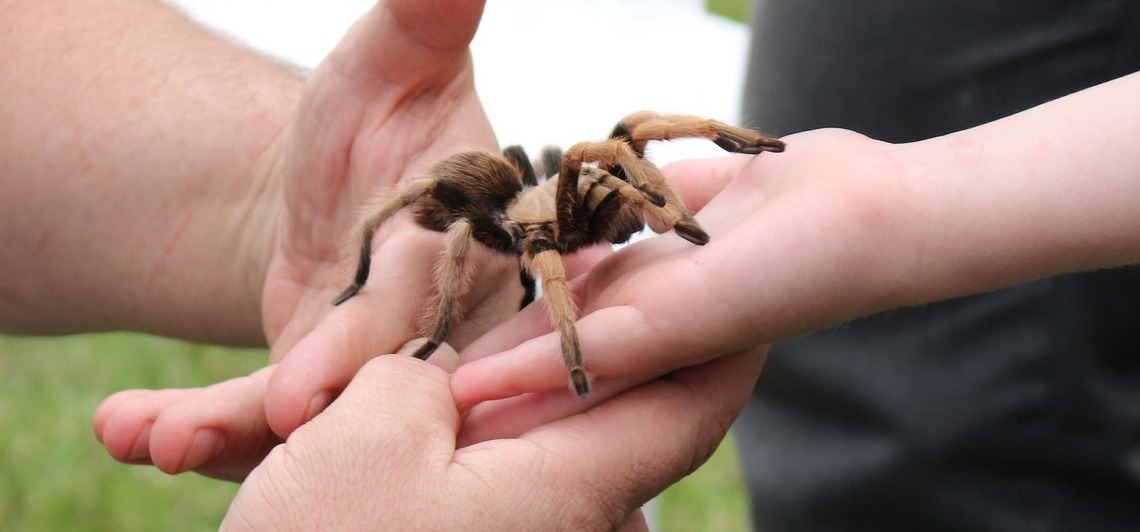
[
  {"left": 0, "top": 0, "right": 301, "bottom": 344},
  {"left": 898, "top": 71, "right": 1140, "bottom": 303}
]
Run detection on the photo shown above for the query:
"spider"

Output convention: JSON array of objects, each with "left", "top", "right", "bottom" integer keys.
[{"left": 332, "top": 111, "right": 785, "bottom": 398}]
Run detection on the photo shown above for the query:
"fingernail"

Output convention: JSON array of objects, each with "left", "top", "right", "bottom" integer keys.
[
  {"left": 399, "top": 339, "right": 460, "bottom": 372},
  {"left": 180, "top": 429, "right": 226, "bottom": 473},
  {"left": 396, "top": 338, "right": 429, "bottom": 357},
  {"left": 126, "top": 422, "right": 153, "bottom": 462},
  {"left": 305, "top": 390, "right": 333, "bottom": 423}
]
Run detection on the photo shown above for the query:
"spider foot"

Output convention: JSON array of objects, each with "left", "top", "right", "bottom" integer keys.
[
  {"left": 674, "top": 218, "right": 710, "bottom": 246},
  {"left": 412, "top": 340, "right": 441, "bottom": 360},
  {"left": 713, "top": 131, "right": 786, "bottom": 155},
  {"left": 570, "top": 368, "right": 591, "bottom": 399},
  {"left": 332, "top": 284, "right": 362, "bottom": 306}
]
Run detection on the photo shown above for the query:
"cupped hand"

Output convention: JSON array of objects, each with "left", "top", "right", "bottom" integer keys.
[
  {"left": 450, "top": 129, "right": 919, "bottom": 406},
  {"left": 95, "top": 0, "right": 527, "bottom": 480},
  {"left": 220, "top": 345, "right": 765, "bottom": 531}
]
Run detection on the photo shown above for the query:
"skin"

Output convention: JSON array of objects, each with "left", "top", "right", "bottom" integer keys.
[{"left": 0, "top": 0, "right": 296, "bottom": 342}]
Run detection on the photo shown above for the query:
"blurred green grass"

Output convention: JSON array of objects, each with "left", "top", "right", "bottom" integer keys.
[
  {"left": 0, "top": 332, "right": 748, "bottom": 531},
  {"left": 0, "top": 333, "right": 264, "bottom": 531},
  {"left": 706, "top": 0, "right": 750, "bottom": 23}
]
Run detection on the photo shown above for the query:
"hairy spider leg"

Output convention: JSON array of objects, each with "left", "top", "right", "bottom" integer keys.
[
  {"left": 502, "top": 144, "right": 538, "bottom": 187},
  {"left": 518, "top": 267, "right": 537, "bottom": 310},
  {"left": 332, "top": 178, "right": 435, "bottom": 306},
  {"left": 582, "top": 168, "right": 709, "bottom": 245},
  {"left": 567, "top": 141, "right": 710, "bottom": 246},
  {"left": 558, "top": 140, "right": 657, "bottom": 247},
  {"left": 613, "top": 111, "right": 787, "bottom": 155},
  {"left": 553, "top": 151, "right": 586, "bottom": 243},
  {"left": 539, "top": 145, "right": 563, "bottom": 181},
  {"left": 522, "top": 228, "right": 590, "bottom": 398},
  {"left": 564, "top": 140, "right": 669, "bottom": 207},
  {"left": 412, "top": 218, "right": 476, "bottom": 360},
  {"left": 502, "top": 145, "right": 540, "bottom": 309}
]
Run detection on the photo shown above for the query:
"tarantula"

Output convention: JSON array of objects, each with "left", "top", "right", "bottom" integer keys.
[{"left": 332, "top": 111, "right": 785, "bottom": 398}]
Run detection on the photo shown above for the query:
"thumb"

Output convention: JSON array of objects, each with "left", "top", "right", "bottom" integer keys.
[
  {"left": 327, "top": 0, "right": 486, "bottom": 86},
  {"left": 320, "top": 352, "right": 461, "bottom": 454},
  {"left": 278, "top": 0, "right": 488, "bottom": 233},
  {"left": 223, "top": 354, "right": 460, "bottom": 530}
]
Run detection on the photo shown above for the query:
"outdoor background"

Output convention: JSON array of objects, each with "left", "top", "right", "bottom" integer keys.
[{"left": 0, "top": 0, "right": 754, "bottom": 530}]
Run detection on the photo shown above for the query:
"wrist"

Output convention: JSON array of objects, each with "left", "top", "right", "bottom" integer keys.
[
  {"left": 177, "top": 83, "right": 302, "bottom": 346},
  {"left": 784, "top": 130, "right": 931, "bottom": 325},
  {"left": 214, "top": 117, "right": 295, "bottom": 346}
]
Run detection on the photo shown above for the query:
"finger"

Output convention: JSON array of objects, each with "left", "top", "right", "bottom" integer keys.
[
  {"left": 450, "top": 306, "right": 650, "bottom": 405},
  {"left": 148, "top": 366, "right": 278, "bottom": 480},
  {"left": 531, "top": 348, "right": 767, "bottom": 521},
  {"left": 323, "top": 354, "right": 459, "bottom": 442},
  {"left": 456, "top": 372, "right": 646, "bottom": 445},
  {"left": 397, "top": 338, "right": 460, "bottom": 373},
  {"left": 264, "top": 229, "right": 439, "bottom": 438},
  {"left": 327, "top": 0, "right": 486, "bottom": 87},
  {"left": 96, "top": 388, "right": 197, "bottom": 465},
  {"left": 277, "top": 0, "right": 491, "bottom": 263},
  {"left": 451, "top": 276, "right": 749, "bottom": 406},
  {"left": 457, "top": 304, "right": 547, "bottom": 368},
  {"left": 563, "top": 243, "right": 614, "bottom": 278},
  {"left": 660, "top": 154, "right": 750, "bottom": 213},
  {"left": 622, "top": 510, "right": 650, "bottom": 532},
  {"left": 457, "top": 283, "right": 557, "bottom": 364},
  {"left": 455, "top": 264, "right": 603, "bottom": 368},
  {"left": 457, "top": 243, "right": 608, "bottom": 366},
  {"left": 452, "top": 348, "right": 768, "bottom": 529},
  {"left": 221, "top": 355, "right": 460, "bottom": 531}
]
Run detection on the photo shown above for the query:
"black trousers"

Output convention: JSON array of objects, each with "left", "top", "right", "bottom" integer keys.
[{"left": 735, "top": 2, "right": 1140, "bottom": 531}]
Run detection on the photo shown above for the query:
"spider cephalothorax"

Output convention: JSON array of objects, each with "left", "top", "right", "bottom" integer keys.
[{"left": 333, "top": 111, "right": 784, "bottom": 397}]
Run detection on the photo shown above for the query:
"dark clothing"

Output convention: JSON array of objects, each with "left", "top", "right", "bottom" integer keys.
[{"left": 735, "top": 2, "right": 1140, "bottom": 531}]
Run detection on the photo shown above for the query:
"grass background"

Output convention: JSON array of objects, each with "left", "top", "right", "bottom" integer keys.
[{"left": 0, "top": 333, "right": 749, "bottom": 531}]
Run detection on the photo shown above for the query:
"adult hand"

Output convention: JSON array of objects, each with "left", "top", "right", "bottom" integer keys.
[
  {"left": 220, "top": 346, "right": 765, "bottom": 531},
  {"left": 95, "top": 0, "right": 526, "bottom": 480}
]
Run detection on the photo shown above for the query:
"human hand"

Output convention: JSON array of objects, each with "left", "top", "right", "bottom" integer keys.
[
  {"left": 94, "top": 0, "right": 525, "bottom": 480},
  {"left": 220, "top": 345, "right": 765, "bottom": 531},
  {"left": 450, "top": 129, "right": 919, "bottom": 405}
]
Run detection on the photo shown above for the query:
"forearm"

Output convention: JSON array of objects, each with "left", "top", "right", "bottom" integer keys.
[
  {"left": 895, "top": 71, "right": 1140, "bottom": 306},
  {"left": 0, "top": 0, "right": 302, "bottom": 344}
]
